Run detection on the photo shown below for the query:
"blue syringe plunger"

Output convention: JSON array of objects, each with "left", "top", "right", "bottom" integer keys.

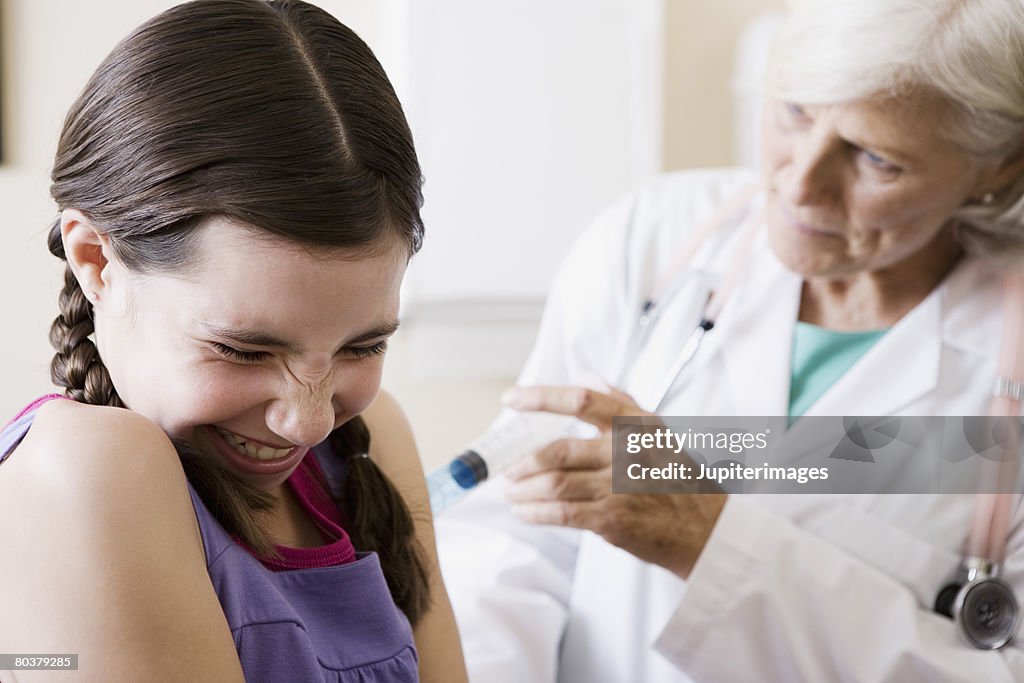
[{"left": 450, "top": 450, "right": 488, "bottom": 489}]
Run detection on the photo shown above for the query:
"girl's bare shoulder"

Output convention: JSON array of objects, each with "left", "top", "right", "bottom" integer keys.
[
  {"left": 0, "top": 398, "right": 198, "bottom": 556},
  {"left": 8, "top": 399, "right": 187, "bottom": 495},
  {"left": 0, "top": 400, "right": 244, "bottom": 680}
]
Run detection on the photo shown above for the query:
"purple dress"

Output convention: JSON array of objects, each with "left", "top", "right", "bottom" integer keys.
[{"left": 1, "top": 397, "right": 419, "bottom": 682}]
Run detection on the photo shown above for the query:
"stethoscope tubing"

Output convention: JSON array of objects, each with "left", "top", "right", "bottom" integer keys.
[{"left": 970, "top": 271, "right": 1024, "bottom": 566}]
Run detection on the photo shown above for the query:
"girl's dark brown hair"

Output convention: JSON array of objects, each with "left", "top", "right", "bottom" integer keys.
[{"left": 46, "top": 0, "right": 429, "bottom": 624}]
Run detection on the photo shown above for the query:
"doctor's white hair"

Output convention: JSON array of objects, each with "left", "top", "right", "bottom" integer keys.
[{"left": 768, "top": 0, "right": 1024, "bottom": 258}]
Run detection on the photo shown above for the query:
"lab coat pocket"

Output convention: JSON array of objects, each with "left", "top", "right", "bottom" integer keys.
[{"left": 807, "top": 499, "right": 965, "bottom": 611}]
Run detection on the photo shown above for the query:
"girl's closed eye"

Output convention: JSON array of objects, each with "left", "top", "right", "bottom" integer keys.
[
  {"left": 210, "top": 340, "right": 388, "bottom": 363},
  {"left": 211, "top": 342, "right": 268, "bottom": 363}
]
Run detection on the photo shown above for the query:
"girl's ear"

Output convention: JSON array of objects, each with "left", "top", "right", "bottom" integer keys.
[{"left": 61, "top": 209, "right": 114, "bottom": 302}]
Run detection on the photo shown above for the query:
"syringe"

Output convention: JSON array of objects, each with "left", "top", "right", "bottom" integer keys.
[{"left": 427, "top": 411, "right": 580, "bottom": 514}]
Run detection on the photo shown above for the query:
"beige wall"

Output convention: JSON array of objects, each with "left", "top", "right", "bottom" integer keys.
[
  {"left": 0, "top": 0, "right": 182, "bottom": 421},
  {"left": 663, "top": 0, "right": 785, "bottom": 171}
]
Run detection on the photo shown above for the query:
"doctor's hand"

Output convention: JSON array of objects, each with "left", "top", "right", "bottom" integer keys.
[{"left": 501, "top": 385, "right": 727, "bottom": 580}]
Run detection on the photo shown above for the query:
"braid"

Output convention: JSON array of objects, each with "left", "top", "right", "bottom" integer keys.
[
  {"left": 329, "top": 418, "right": 431, "bottom": 625},
  {"left": 48, "top": 263, "right": 122, "bottom": 408}
]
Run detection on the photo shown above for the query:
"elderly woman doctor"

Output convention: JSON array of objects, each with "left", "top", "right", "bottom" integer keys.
[{"left": 436, "top": 0, "right": 1024, "bottom": 681}]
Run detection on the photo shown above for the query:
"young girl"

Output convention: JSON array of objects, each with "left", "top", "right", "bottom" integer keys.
[{"left": 0, "top": 1, "right": 467, "bottom": 681}]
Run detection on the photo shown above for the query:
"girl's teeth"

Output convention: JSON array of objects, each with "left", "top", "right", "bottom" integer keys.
[{"left": 216, "top": 427, "right": 291, "bottom": 460}]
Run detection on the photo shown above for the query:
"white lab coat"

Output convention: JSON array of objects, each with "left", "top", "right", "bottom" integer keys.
[{"left": 435, "top": 168, "right": 1024, "bottom": 682}]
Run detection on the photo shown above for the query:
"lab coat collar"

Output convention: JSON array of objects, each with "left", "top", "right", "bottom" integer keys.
[
  {"left": 793, "top": 255, "right": 1002, "bottom": 419},
  {"left": 937, "top": 255, "right": 1004, "bottom": 359},
  {"left": 712, "top": 240, "right": 1001, "bottom": 420},
  {"left": 802, "top": 282, "right": 941, "bottom": 417},
  {"left": 782, "top": 255, "right": 1003, "bottom": 460}
]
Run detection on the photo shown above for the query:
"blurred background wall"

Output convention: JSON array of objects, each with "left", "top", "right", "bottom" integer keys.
[{"left": 0, "top": 0, "right": 784, "bottom": 469}]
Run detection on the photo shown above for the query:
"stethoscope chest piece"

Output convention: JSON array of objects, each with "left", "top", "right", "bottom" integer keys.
[
  {"left": 936, "top": 556, "right": 1020, "bottom": 649},
  {"left": 953, "top": 575, "right": 1019, "bottom": 650}
]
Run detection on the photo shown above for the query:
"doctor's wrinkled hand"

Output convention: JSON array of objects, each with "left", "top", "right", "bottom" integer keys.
[{"left": 501, "top": 385, "right": 727, "bottom": 580}]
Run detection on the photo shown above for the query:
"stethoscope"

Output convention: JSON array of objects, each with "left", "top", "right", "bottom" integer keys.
[
  {"left": 629, "top": 183, "right": 1024, "bottom": 650},
  {"left": 933, "top": 274, "right": 1024, "bottom": 650}
]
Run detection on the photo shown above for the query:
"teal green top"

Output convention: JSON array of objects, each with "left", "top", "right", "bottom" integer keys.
[{"left": 788, "top": 322, "right": 889, "bottom": 424}]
